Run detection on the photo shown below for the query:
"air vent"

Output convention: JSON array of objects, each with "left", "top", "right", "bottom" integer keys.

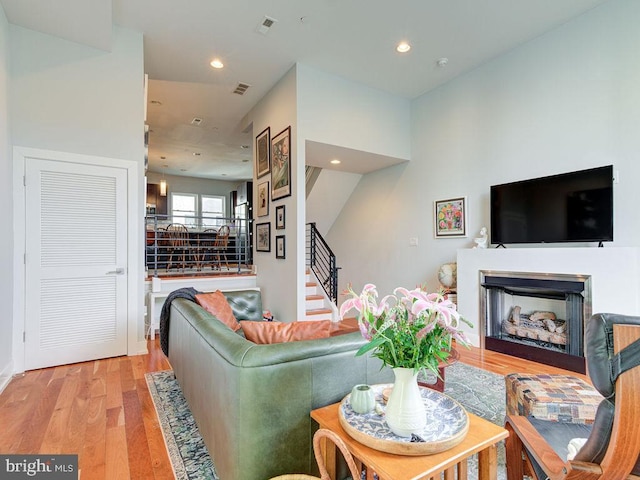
[
  {"left": 233, "top": 83, "right": 251, "bottom": 95},
  {"left": 256, "top": 16, "right": 278, "bottom": 35},
  {"left": 191, "top": 117, "right": 203, "bottom": 126}
]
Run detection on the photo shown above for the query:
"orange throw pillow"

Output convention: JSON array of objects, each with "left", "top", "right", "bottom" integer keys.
[
  {"left": 195, "top": 291, "right": 241, "bottom": 332},
  {"left": 241, "top": 320, "right": 332, "bottom": 344}
]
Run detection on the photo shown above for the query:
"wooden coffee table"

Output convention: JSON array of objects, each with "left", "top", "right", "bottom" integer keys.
[{"left": 311, "top": 401, "right": 507, "bottom": 480}]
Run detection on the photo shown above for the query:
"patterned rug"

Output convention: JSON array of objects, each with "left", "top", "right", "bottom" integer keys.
[
  {"left": 146, "top": 362, "right": 506, "bottom": 480},
  {"left": 145, "top": 371, "right": 217, "bottom": 479}
]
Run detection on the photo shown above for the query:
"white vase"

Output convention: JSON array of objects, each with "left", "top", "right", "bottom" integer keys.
[{"left": 385, "top": 367, "right": 427, "bottom": 437}]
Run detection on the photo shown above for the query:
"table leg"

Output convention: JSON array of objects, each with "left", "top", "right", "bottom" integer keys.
[
  {"left": 478, "top": 444, "right": 498, "bottom": 480},
  {"left": 318, "top": 436, "right": 337, "bottom": 480},
  {"left": 458, "top": 458, "right": 468, "bottom": 480},
  {"left": 444, "top": 466, "right": 456, "bottom": 480}
]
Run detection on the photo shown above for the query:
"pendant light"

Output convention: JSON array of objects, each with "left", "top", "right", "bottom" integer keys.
[{"left": 160, "top": 162, "right": 168, "bottom": 196}]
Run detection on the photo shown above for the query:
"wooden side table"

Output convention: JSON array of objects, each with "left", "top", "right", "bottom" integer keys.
[{"left": 311, "top": 402, "right": 507, "bottom": 480}]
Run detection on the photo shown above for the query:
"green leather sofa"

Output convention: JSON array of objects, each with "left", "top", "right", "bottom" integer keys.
[{"left": 167, "top": 289, "right": 393, "bottom": 480}]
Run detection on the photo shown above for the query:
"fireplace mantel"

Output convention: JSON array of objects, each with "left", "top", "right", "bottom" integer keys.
[{"left": 456, "top": 247, "right": 640, "bottom": 347}]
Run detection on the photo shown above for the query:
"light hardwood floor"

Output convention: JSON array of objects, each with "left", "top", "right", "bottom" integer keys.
[{"left": 0, "top": 338, "right": 585, "bottom": 479}]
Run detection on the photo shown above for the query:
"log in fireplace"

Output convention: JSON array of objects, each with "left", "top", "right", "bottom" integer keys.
[{"left": 480, "top": 270, "right": 592, "bottom": 374}]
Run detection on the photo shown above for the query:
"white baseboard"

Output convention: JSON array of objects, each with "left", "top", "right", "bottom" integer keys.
[
  {"left": 135, "top": 340, "right": 149, "bottom": 356},
  {"left": 0, "top": 360, "right": 15, "bottom": 395}
]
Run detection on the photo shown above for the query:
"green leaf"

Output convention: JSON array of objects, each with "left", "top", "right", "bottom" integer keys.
[{"left": 355, "top": 336, "right": 386, "bottom": 357}]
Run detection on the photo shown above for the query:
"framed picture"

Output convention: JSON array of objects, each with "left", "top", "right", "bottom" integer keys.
[
  {"left": 257, "top": 181, "right": 269, "bottom": 217},
  {"left": 255, "top": 127, "right": 270, "bottom": 178},
  {"left": 275, "top": 205, "right": 285, "bottom": 229},
  {"left": 256, "top": 222, "right": 271, "bottom": 252},
  {"left": 271, "top": 126, "right": 291, "bottom": 200},
  {"left": 275, "top": 235, "right": 286, "bottom": 259},
  {"left": 434, "top": 197, "right": 467, "bottom": 238}
]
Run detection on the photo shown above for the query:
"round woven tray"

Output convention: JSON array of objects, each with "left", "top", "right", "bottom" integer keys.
[{"left": 338, "top": 384, "right": 469, "bottom": 456}]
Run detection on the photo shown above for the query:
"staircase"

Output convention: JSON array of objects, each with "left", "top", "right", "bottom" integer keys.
[{"left": 305, "top": 269, "right": 333, "bottom": 321}]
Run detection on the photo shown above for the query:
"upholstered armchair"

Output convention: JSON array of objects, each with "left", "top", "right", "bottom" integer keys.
[{"left": 505, "top": 313, "right": 640, "bottom": 480}]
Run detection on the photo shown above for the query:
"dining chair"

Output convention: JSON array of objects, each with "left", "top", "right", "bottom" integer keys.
[
  {"left": 196, "top": 228, "right": 218, "bottom": 271},
  {"left": 165, "top": 223, "right": 190, "bottom": 272},
  {"left": 211, "top": 224, "right": 230, "bottom": 270}
]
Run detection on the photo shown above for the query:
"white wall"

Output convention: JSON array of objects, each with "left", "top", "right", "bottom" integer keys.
[
  {"left": 297, "top": 64, "right": 412, "bottom": 159},
  {"left": 0, "top": 6, "right": 12, "bottom": 391},
  {"left": 328, "top": 0, "right": 640, "bottom": 307},
  {"left": 306, "top": 169, "right": 362, "bottom": 236},
  {"left": 247, "top": 64, "right": 413, "bottom": 321},
  {"left": 9, "top": 24, "right": 147, "bottom": 360},
  {"left": 10, "top": 25, "right": 144, "bottom": 161},
  {"left": 295, "top": 64, "right": 412, "bottom": 317},
  {"left": 246, "top": 67, "right": 299, "bottom": 322}
]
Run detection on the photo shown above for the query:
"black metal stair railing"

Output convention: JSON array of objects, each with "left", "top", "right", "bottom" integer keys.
[{"left": 306, "top": 222, "right": 340, "bottom": 304}]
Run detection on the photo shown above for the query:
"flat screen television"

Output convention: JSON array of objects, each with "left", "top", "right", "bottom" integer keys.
[{"left": 490, "top": 165, "right": 613, "bottom": 245}]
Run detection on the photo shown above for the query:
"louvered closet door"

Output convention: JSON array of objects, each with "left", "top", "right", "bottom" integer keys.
[{"left": 24, "top": 157, "right": 128, "bottom": 370}]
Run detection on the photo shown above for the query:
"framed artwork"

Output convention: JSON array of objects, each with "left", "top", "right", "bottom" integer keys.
[
  {"left": 275, "top": 205, "right": 285, "bottom": 229},
  {"left": 434, "top": 197, "right": 467, "bottom": 238},
  {"left": 271, "top": 126, "right": 291, "bottom": 200},
  {"left": 275, "top": 235, "right": 286, "bottom": 259},
  {"left": 255, "top": 127, "right": 270, "bottom": 178},
  {"left": 257, "top": 181, "right": 269, "bottom": 217},
  {"left": 256, "top": 222, "right": 271, "bottom": 252}
]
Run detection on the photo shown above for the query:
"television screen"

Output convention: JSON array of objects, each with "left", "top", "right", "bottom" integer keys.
[{"left": 490, "top": 165, "right": 613, "bottom": 245}]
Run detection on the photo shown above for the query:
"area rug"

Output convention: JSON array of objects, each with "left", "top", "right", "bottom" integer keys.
[
  {"left": 146, "top": 362, "right": 506, "bottom": 480},
  {"left": 145, "top": 371, "right": 217, "bottom": 480}
]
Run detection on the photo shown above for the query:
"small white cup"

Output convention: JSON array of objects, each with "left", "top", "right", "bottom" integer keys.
[{"left": 350, "top": 384, "right": 375, "bottom": 414}]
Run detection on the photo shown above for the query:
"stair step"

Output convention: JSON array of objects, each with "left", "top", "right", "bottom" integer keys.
[
  {"left": 306, "top": 308, "right": 332, "bottom": 316},
  {"left": 306, "top": 294, "right": 323, "bottom": 301},
  {"left": 305, "top": 308, "right": 333, "bottom": 322}
]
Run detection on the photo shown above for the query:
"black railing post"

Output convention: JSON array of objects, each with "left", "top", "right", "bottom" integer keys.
[
  {"left": 309, "top": 222, "right": 317, "bottom": 268},
  {"left": 306, "top": 222, "right": 339, "bottom": 304}
]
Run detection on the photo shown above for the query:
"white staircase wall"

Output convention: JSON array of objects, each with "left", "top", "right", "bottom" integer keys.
[{"left": 306, "top": 169, "right": 361, "bottom": 237}]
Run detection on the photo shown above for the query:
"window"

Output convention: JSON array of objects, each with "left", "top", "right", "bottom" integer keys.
[
  {"left": 202, "top": 195, "right": 225, "bottom": 228},
  {"left": 171, "top": 192, "right": 225, "bottom": 228}
]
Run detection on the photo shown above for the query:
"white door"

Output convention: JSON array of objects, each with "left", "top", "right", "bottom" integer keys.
[{"left": 24, "top": 157, "right": 128, "bottom": 370}]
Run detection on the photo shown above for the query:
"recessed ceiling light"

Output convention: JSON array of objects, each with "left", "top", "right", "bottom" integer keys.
[
  {"left": 436, "top": 57, "right": 449, "bottom": 67},
  {"left": 242, "top": 159, "right": 249, "bottom": 163},
  {"left": 193, "top": 152, "right": 201, "bottom": 156},
  {"left": 210, "top": 58, "right": 224, "bottom": 69},
  {"left": 396, "top": 42, "right": 411, "bottom": 53},
  {"left": 150, "top": 100, "right": 162, "bottom": 105},
  {"left": 330, "top": 159, "right": 341, "bottom": 165},
  {"left": 241, "top": 145, "right": 250, "bottom": 149}
]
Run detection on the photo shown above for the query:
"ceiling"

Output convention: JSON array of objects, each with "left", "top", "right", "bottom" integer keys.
[{"left": 0, "top": 0, "right": 612, "bottom": 181}]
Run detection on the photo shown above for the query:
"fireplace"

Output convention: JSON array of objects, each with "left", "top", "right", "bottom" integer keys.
[{"left": 480, "top": 270, "right": 592, "bottom": 374}]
